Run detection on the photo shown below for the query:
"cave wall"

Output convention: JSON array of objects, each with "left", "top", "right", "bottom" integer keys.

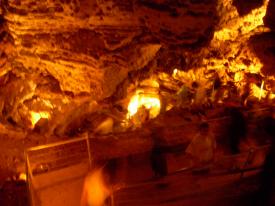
[
  {"left": 1, "top": 0, "right": 217, "bottom": 97},
  {"left": 0, "top": 0, "right": 274, "bottom": 182},
  {"left": 0, "top": 0, "right": 220, "bottom": 180},
  {"left": 0, "top": 0, "right": 273, "bottom": 134},
  {"left": 0, "top": 0, "right": 219, "bottom": 131},
  {"left": 249, "top": 0, "right": 275, "bottom": 76}
]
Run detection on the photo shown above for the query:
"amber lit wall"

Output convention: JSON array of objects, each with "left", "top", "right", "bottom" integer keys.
[{"left": 0, "top": 0, "right": 274, "bottom": 180}]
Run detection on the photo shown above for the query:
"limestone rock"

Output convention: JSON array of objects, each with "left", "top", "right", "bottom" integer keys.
[{"left": 1, "top": 0, "right": 218, "bottom": 98}]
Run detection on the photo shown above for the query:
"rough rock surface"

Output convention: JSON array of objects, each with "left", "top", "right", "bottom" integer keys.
[
  {"left": 0, "top": 0, "right": 218, "bottom": 178},
  {"left": 0, "top": 0, "right": 218, "bottom": 131},
  {"left": 0, "top": 0, "right": 274, "bottom": 181},
  {"left": 2, "top": 0, "right": 217, "bottom": 97}
]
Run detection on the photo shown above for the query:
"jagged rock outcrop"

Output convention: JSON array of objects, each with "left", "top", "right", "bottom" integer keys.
[
  {"left": 0, "top": 0, "right": 274, "bottom": 182},
  {"left": 2, "top": 0, "right": 217, "bottom": 96},
  {"left": 0, "top": 0, "right": 218, "bottom": 130}
]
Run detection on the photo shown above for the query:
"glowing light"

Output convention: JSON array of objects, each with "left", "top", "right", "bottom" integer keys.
[
  {"left": 128, "top": 95, "right": 139, "bottom": 117},
  {"left": 140, "top": 78, "right": 159, "bottom": 88},
  {"left": 259, "top": 81, "right": 265, "bottom": 100},
  {"left": 269, "top": 94, "right": 275, "bottom": 100},
  {"left": 234, "top": 72, "right": 244, "bottom": 83},
  {"left": 81, "top": 169, "right": 110, "bottom": 206},
  {"left": 30, "top": 111, "right": 50, "bottom": 127},
  {"left": 173, "top": 68, "right": 178, "bottom": 78},
  {"left": 18, "top": 173, "right": 27, "bottom": 181},
  {"left": 251, "top": 83, "right": 267, "bottom": 100},
  {"left": 127, "top": 92, "right": 161, "bottom": 119}
]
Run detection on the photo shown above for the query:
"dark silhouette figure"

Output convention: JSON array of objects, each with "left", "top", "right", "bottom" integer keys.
[
  {"left": 255, "top": 116, "right": 275, "bottom": 206},
  {"left": 150, "top": 147, "right": 167, "bottom": 178},
  {"left": 150, "top": 129, "right": 168, "bottom": 178},
  {"left": 228, "top": 108, "right": 247, "bottom": 154}
]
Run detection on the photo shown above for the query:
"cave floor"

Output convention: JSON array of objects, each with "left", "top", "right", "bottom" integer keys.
[
  {"left": 0, "top": 169, "right": 274, "bottom": 206},
  {"left": 0, "top": 104, "right": 274, "bottom": 205}
]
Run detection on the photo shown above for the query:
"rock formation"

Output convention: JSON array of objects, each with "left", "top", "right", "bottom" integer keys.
[
  {"left": 0, "top": 0, "right": 274, "bottom": 180},
  {"left": 0, "top": 0, "right": 218, "bottom": 131}
]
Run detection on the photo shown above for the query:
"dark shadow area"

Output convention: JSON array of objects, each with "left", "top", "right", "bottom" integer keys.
[
  {"left": 0, "top": 180, "right": 29, "bottom": 206},
  {"left": 233, "top": 0, "right": 264, "bottom": 16},
  {"left": 249, "top": 32, "right": 275, "bottom": 76},
  {"left": 253, "top": 116, "right": 275, "bottom": 206},
  {"left": 264, "top": 0, "right": 275, "bottom": 30}
]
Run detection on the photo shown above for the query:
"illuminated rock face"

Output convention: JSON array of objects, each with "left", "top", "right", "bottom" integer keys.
[
  {"left": 1, "top": 0, "right": 217, "bottom": 96},
  {"left": 0, "top": 0, "right": 218, "bottom": 130},
  {"left": 0, "top": 0, "right": 273, "bottom": 135},
  {"left": 0, "top": 0, "right": 274, "bottom": 179}
]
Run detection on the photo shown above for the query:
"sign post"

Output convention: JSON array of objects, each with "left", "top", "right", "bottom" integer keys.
[{"left": 25, "top": 135, "right": 91, "bottom": 206}]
